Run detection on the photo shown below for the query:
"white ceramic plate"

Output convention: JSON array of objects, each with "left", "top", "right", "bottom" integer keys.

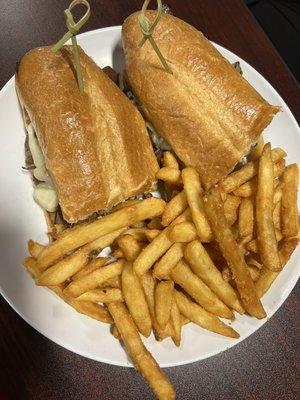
[{"left": 0, "top": 26, "right": 299, "bottom": 368}]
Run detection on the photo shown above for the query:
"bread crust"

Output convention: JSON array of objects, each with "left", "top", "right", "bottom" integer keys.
[
  {"left": 122, "top": 11, "right": 279, "bottom": 188},
  {"left": 16, "top": 46, "right": 159, "bottom": 223}
]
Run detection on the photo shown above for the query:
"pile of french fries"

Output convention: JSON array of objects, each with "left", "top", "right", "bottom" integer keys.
[{"left": 22, "top": 138, "right": 299, "bottom": 400}]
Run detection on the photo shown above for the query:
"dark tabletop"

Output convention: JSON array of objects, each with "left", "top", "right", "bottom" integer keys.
[{"left": 0, "top": 1, "right": 299, "bottom": 399}]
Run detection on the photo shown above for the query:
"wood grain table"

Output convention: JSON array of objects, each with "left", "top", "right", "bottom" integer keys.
[{"left": 0, "top": 1, "right": 299, "bottom": 399}]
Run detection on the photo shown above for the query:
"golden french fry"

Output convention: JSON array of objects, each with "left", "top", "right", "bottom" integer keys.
[
  {"left": 256, "top": 237, "right": 299, "bottom": 297},
  {"left": 140, "top": 272, "right": 174, "bottom": 340},
  {"left": 247, "top": 256, "right": 262, "bottom": 270},
  {"left": 273, "top": 184, "right": 283, "bottom": 205},
  {"left": 182, "top": 168, "right": 212, "bottom": 242},
  {"left": 36, "top": 249, "right": 89, "bottom": 286},
  {"left": 233, "top": 161, "right": 285, "bottom": 198},
  {"left": 275, "top": 229, "right": 283, "bottom": 242},
  {"left": 131, "top": 221, "right": 147, "bottom": 229},
  {"left": 223, "top": 194, "right": 241, "bottom": 225},
  {"left": 22, "top": 257, "right": 112, "bottom": 323},
  {"left": 112, "top": 324, "right": 121, "bottom": 339},
  {"left": 37, "top": 198, "right": 166, "bottom": 269},
  {"left": 112, "top": 248, "right": 125, "bottom": 259},
  {"left": 233, "top": 177, "right": 257, "bottom": 197},
  {"left": 64, "top": 260, "right": 123, "bottom": 298},
  {"left": 77, "top": 288, "right": 123, "bottom": 303},
  {"left": 125, "top": 228, "right": 149, "bottom": 241},
  {"left": 171, "top": 260, "right": 233, "bottom": 319},
  {"left": 99, "top": 276, "right": 121, "bottom": 289},
  {"left": 22, "top": 256, "right": 43, "bottom": 278},
  {"left": 147, "top": 217, "right": 163, "bottom": 230},
  {"left": 72, "top": 257, "right": 109, "bottom": 281},
  {"left": 185, "top": 240, "right": 244, "bottom": 314},
  {"left": 246, "top": 239, "right": 258, "bottom": 253},
  {"left": 221, "top": 147, "right": 286, "bottom": 193},
  {"left": 170, "top": 299, "right": 181, "bottom": 347},
  {"left": 273, "top": 201, "right": 281, "bottom": 231},
  {"left": 134, "top": 209, "right": 191, "bottom": 276},
  {"left": 221, "top": 266, "right": 232, "bottom": 283},
  {"left": 203, "top": 186, "right": 266, "bottom": 319},
  {"left": 121, "top": 262, "right": 152, "bottom": 337},
  {"left": 163, "top": 151, "right": 179, "bottom": 169},
  {"left": 247, "top": 265, "right": 260, "bottom": 282},
  {"left": 155, "top": 280, "right": 174, "bottom": 330},
  {"left": 144, "top": 229, "right": 161, "bottom": 241},
  {"left": 238, "top": 197, "right": 254, "bottom": 238},
  {"left": 281, "top": 164, "right": 299, "bottom": 237},
  {"left": 84, "top": 228, "right": 128, "bottom": 253},
  {"left": 107, "top": 301, "right": 175, "bottom": 400},
  {"left": 256, "top": 143, "right": 281, "bottom": 272},
  {"left": 161, "top": 191, "right": 188, "bottom": 227},
  {"left": 117, "top": 234, "right": 144, "bottom": 261},
  {"left": 174, "top": 291, "right": 239, "bottom": 338},
  {"left": 156, "top": 167, "right": 182, "bottom": 185},
  {"left": 169, "top": 222, "right": 197, "bottom": 243},
  {"left": 28, "top": 240, "right": 45, "bottom": 259},
  {"left": 250, "top": 136, "right": 265, "bottom": 160},
  {"left": 153, "top": 243, "right": 184, "bottom": 280}
]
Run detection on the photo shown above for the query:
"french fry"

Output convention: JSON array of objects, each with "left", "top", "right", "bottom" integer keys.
[
  {"left": 156, "top": 167, "right": 182, "bottom": 185},
  {"left": 247, "top": 265, "right": 260, "bottom": 282},
  {"left": 112, "top": 199, "right": 141, "bottom": 212},
  {"left": 155, "top": 281, "right": 174, "bottom": 330},
  {"left": 273, "top": 201, "right": 281, "bottom": 231},
  {"left": 182, "top": 168, "right": 212, "bottom": 242},
  {"left": 140, "top": 272, "right": 174, "bottom": 341},
  {"left": 185, "top": 241, "right": 244, "bottom": 314},
  {"left": 36, "top": 249, "right": 89, "bottom": 286},
  {"left": 233, "top": 160, "right": 285, "bottom": 198},
  {"left": 112, "top": 248, "right": 124, "bottom": 259},
  {"left": 273, "top": 184, "right": 283, "bottom": 205},
  {"left": 107, "top": 301, "right": 175, "bottom": 400},
  {"left": 169, "top": 222, "right": 197, "bottom": 242},
  {"left": 125, "top": 228, "right": 150, "bottom": 241},
  {"left": 256, "top": 237, "right": 299, "bottom": 297},
  {"left": 37, "top": 198, "right": 166, "bottom": 269},
  {"left": 153, "top": 243, "right": 184, "bottom": 280},
  {"left": 174, "top": 291, "right": 239, "bottom": 338},
  {"left": 64, "top": 261, "right": 123, "bottom": 298},
  {"left": 147, "top": 217, "right": 163, "bottom": 230},
  {"left": 22, "top": 257, "right": 112, "bottom": 323},
  {"left": 238, "top": 197, "right": 254, "bottom": 238},
  {"left": 77, "top": 288, "right": 123, "bottom": 303},
  {"left": 281, "top": 164, "right": 299, "bottom": 237},
  {"left": 170, "top": 299, "right": 181, "bottom": 346},
  {"left": 161, "top": 191, "right": 188, "bottom": 227},
  {"left": 131, "top": 221, "right": 147, "bottom": 229},
  {"left": 233, "top": 177, "right": 257, "bottom": 197},
  {"left": 203, "top": 186, "right": 266, "bottom": 319},
  {"left": 256, "top": 143, "right": 281, "bottom": 271},
  {"left": 22, "top": 256, "right": 43, "bottom": 278},
  {"left": 72, "top": 257, "right": 109, "bottom": 281},
  {"left": 144, "top": 229, "right": 161, "bottom": 241},
  {"left": 112, "top": 324, "right": 121, "bottom": 339},
  {"left": 171, "top": 260, "right": 233, "bottom": 319},
  {"left": 28, "top": 240, "right": 45, "bottom": 259},
  {"left": 134, "top": 209, "right": 191, "bottom": 276},
  {"left": 121, "top": 262, "right": 152, "bottom": 337},
  {"left": 224, "top": 194, "right": 241, "bottom": 225},
  {"left": 163, "top": 151, "right": 179, "bottom": 169},
  {"left": 275, "top": 229, "right": 283, "bottom": 242},
  {"left": 117, "top": 234, "right": 144, "bottom": 261},
  {"left": 247, "top": 256, "right": 262, "bottom": 270},
  {"left": 99, "top": 276, "right": 121, "bottom": 289},
  {"left": 249, "top": 135, "right": 265, "bottom": 160},
  {"left": 246, "top": 239, "right": 258, "bottom": 253},
  {"left": 221, "top": 147, "right": 286, "bottom": 193},
  {"left": 83, "top": 228, "right": 128, "bottom": 253}
]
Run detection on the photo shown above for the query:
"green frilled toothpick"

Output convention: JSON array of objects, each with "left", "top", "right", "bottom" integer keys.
[
  {"left": 52, "top": 0, "right": 91, "bottom": 91},
  {"left": 138, "top": 0, "right": 172, "bottom": 74}
]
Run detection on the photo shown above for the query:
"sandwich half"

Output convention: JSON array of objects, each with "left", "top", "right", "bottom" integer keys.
[
  {"left": 122, "top": 11, "right": 279, "bottom": 188},
  {"left": 16, "top": 46, "right": 159, "bottom": 223}
]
